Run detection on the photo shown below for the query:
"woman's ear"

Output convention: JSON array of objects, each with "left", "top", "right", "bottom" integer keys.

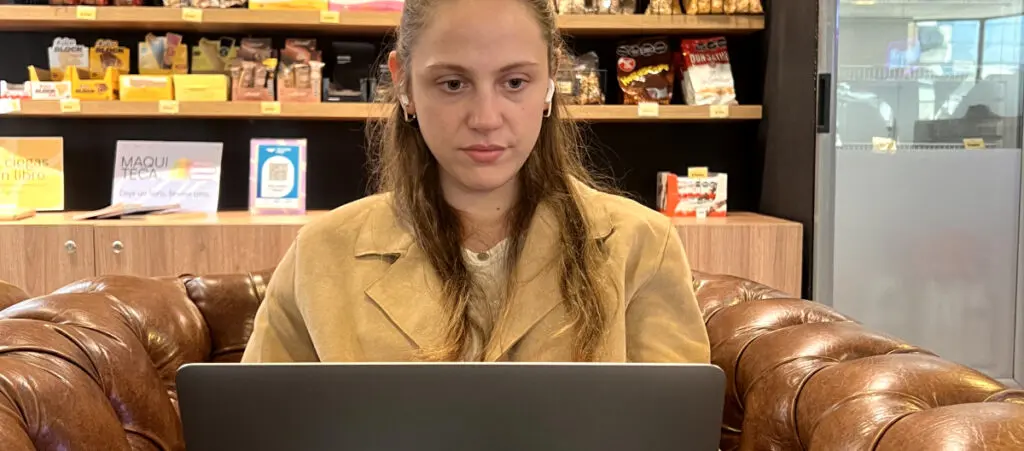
[{"left": 387, "top": 51, "right": 414, "bottom": 114}]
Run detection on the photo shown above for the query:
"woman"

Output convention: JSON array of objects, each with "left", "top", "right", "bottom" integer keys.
[{"left": 241, "top": 0, "right": 710, "bottom": 363}]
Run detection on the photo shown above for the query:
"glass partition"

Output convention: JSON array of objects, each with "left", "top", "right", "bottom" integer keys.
[{"left": 823, "top": 0, "right": 1024, "bottom": 382}]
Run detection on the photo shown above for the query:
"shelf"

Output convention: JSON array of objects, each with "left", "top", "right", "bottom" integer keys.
[
  {"left": 6, "top": 100, "right": 762, "bottom": 122},
  {"left": 4, "top": 210, "right": 788, "bottom": 227},
  {"left": 0, "top": 5, "right": 765, "bottom": 35}
]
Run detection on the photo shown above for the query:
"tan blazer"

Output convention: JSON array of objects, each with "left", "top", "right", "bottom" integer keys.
[{"left": 241, "top": 183, "right": 711, "bottom": 363}]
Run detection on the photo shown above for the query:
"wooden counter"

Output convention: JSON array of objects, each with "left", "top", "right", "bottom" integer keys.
[{"left": 0, "top": 211, "right": 800, "bottom": 296}]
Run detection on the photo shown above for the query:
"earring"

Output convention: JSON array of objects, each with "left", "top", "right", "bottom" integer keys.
[{"left": 399, "top": 93, "right": 416, "bottom": 122}]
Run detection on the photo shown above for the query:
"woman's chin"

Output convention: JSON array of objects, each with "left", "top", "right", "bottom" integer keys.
[{"left": 450, "top": 169, "right": 518, "bottom": 194}]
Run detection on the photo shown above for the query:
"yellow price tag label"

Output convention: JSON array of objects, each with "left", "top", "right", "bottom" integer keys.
[
  {"left": 687, "top": 167, "right": 709, "bottom": 178},
  {"left": 319, "top": 10, "right": 340, "bottom": 23},
  {"left": 710, "top": 105, "right": 730, "bottom": 118},
  {"left": 181, "top": 7, "right": 203, "bottom": 22},
  {"left": 260, "top": 101, "right": 282, "bottom": 115},
  {"left": 59, "top": 98, "right": 81, "bottom": 113},
  {"left": 75, "top": 6, "right": 97, "bottom": 20},
  {"left": 963, "top": 138, "right": 986, "bottom": 150},
  {"left": 872, "top": 136, "right": 896, "bottom": 153},
  {"left": 158, "top": 100, "right": 180, "bottom": 114},
  {"left": 637, "top": 102, "right": 659, "bottom": 117}
]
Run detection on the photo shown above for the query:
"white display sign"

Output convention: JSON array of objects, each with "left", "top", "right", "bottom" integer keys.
[{"left": 112, "top": 140, "right": 223, "bottom": 213}]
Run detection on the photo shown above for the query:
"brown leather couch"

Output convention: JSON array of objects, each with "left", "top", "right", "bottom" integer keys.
[{"left": 0, "top": 270, "right": 1021, "bottom": 450}]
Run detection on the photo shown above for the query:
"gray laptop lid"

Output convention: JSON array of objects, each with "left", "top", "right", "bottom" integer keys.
[{"left": 177, "top": 362, "right": 725, "bottom": 451}]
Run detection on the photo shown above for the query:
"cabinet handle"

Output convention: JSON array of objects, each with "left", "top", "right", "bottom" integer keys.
[
  {"left": 64, "top": 240, "right": 77, "bottom": 254},
  {"left": 112, "top": 240, "right": 124, "bottom": 254}
]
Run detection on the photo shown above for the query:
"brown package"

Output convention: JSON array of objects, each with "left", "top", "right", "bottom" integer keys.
[
  {"left": 724, "top": 0, "right": 736, "bottom": 13},
  {"left": 615, "top": 37, "right": 674, "bottom": 105},
  {"left": 711, "top": 0, "right": 723, "bottom": 13}
]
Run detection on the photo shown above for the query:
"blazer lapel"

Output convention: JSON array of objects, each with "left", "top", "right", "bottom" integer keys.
[
  {"left": 356, "top": 199, "right": 447, "bottom": 351},
  {"left": 486, "top": 184, "right": 614, "bottom": 361}
]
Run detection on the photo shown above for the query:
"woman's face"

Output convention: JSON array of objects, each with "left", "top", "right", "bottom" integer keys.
[{"left": 392, "top": 0, "right": 550, "bottom": 195}]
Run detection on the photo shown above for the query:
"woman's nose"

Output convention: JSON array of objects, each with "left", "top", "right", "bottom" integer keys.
[{"left": 467, "top": 90, "right": 503, "bottom": 132}]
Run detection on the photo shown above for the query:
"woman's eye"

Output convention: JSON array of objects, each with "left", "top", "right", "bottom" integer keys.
[
  {"left": 506, "top": 78, "right": 527, "bottom": 91},
  {"left": 442, "top": 80, "right": 464, "bottom": 92}
]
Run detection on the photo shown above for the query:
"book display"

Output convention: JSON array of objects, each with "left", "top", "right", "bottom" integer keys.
[{"left": 0, "top": 0, "right": 816, "bottom": 301}]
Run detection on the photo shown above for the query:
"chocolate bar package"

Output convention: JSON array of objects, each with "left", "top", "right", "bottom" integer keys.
[
  {"left": 615, "top": 36, "right": 674, "bottom": 105},
  {"left": 657, "top": 171, "right": 728, "bottom": 218}
]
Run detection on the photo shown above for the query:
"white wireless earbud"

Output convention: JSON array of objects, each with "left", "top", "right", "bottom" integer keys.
[
  {"left": 545, "top": 79, "right": 555, "bottom": 104},
  {"left": 399, "top": 93, "right": 410, "bottom": 107}
]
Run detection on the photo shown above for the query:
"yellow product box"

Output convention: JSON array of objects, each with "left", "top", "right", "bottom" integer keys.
[
  {"left": 0, "top": 137, "right": 65, "bottom": 211},
  {"left": 191, "top": 38, "right": 238, "bottom": 75},
  {"left": 120, "top": 75, "right": 174, "bottom": 101},
  {"left": 248, "top": 0, "right": 328, "bottom": 9},
  {"left": 66, "top": 66, "right": 118, "bottom": 100},
  {"left": 173, "top": 74, "right": 229, "bottom": 101},
  {"left": 89, "top": 39, "right": 130, "bottom": 91},
  {"left": 28, "top": 66, "right": 116, "bottom": 100},
  {"left": 139, "top": 33, "right": 189, "bottom": 76},
  {"left": 24, "top": 67, "right": 73, "bottom": 100}
]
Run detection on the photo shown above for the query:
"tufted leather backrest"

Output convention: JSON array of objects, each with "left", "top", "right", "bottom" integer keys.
[
  {"left": 0, "top": 271, "right": 270, "bottom": 451},
  {"left": 0, "top": 269, "right": 1022, "bottom": 450},
  {"left": 691, "top": 270, "right": 1024, "bottom": 450}
]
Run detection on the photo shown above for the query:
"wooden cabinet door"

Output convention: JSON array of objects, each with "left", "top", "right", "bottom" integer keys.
[
  {"left": 92, "top": 223, "right": 302, "bottom": 278},
  {"left": 0, "top": 223, "right": 96, "bottom": 296}
]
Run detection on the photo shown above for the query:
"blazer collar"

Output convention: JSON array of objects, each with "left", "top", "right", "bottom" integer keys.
[
  {"left": 357, "top": 180, "right": 614, "bottom": 360},
  {"left": 353, "top": 180, "right": 613, "bottom": 257}
]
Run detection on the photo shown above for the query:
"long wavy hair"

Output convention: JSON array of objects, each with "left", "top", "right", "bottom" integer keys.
[{"left": 367, "top": 0, "right": 611, "bottom": 361}]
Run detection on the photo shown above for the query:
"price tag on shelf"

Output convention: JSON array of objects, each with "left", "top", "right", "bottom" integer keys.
[
  {"left": 871, "top": 136, "right": 896, "bottom": 154},
  {"left": 687, "top": 166, "right": 709, "bottom": 178},
  {"left": 75, "top": 6, "right": 97, "bottom": 20},
  {"left": 320, "top": 10, "right": 340, "bottom": 23},
  {"left": 158, "top": 100, "right": 180, "bottom": 114},
  {"left": 710, "top": 105, "right": 730, "bottom": 119},
  {"left": 260, "top": 101, "right": 282, "bottom": 115},
  {"left": 181, "top": 7, "right": 204, "bottom": 22},
  {"left": 963, "top": 138, "right": 986, "bottom": 150},
  {"left": 637, "top": 102, "right": 659, "bottom": 117},
  {"left": 696, "top": 207, "right": 708, "bottom": 220},
  {"left": 59, "top": 98, "right": 81, "bottom": 113}
]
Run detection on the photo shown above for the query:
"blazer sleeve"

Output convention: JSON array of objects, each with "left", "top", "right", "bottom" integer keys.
[
  {"left": 625, "top": 224, "right": 711, "bottom": 363},
  {"left": 241, "top": 242, "right": 319, "bottom": 363}
]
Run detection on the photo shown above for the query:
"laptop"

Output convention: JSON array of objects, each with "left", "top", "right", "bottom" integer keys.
[{"left": 176, "top": 362, "right": 725, "bottom": 451}]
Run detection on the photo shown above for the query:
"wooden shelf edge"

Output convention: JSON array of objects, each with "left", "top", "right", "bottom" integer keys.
[
  {"left": 0, "top": 5, "right": 764, "bottom": 34},
  {"left": 5, "top": 210, "right": 793, "bottom": 227},
  {"left": 8, "top": 101, "right": 762, "bottom": 122}
]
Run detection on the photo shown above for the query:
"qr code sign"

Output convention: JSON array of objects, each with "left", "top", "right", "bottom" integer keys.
[{"left": 268, "top": 163, "right": 289, "bottom": 181}]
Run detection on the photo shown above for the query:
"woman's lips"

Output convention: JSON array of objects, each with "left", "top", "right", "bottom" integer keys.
[{"left": 461, "top": 145, "right": 506, "bottom": 164}]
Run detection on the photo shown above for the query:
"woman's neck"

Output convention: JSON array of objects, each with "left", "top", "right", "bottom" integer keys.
[{"left": 441, "top": 174, "right": 518, "bottom": 253}]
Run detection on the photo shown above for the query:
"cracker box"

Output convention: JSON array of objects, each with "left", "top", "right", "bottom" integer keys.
[{"left": 657, "top": 171, "right": 727, "bottom": 218}]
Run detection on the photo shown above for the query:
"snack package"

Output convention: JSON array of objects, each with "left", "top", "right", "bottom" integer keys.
[
  {"left": 230, "top": 38, "right": 278, "bottom": 101},
  {"left": 47, "top": 37, "right": 89, "bottom": 82},
  {"left": 277, "top": 38, "right": 324, "bottom": 103},
  {"left": 139, "top": 33, "right": 189, "bottom": 75},
  {"left": 189, "top": 0, "right": 247, "bottom": 7},
  {"left": 558, "top": 0, "right": 636, "bottom": 14},
  {"left": 616, "top": 37, "right": 674, "bottom": 105},
  {"left": 689, "top": 0, "right": 762, "bottom": 13},
  {"left": 657, "top": 171, "right": 728, "bottom": 218},
  {"left": 329, "top": 0, "right": 404, "bottom": 11},
  {"left": 560, "top": 52, "right": 604, "bottom": 105},
  {"left": 646, "top": 0, "right": 681, "bottom": 14},
  {"left": 89, "top": 39, "right": 130, "bottom": 88},
  {"left": 680, "top": 37, "right": 737, "bottom": 106}
]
